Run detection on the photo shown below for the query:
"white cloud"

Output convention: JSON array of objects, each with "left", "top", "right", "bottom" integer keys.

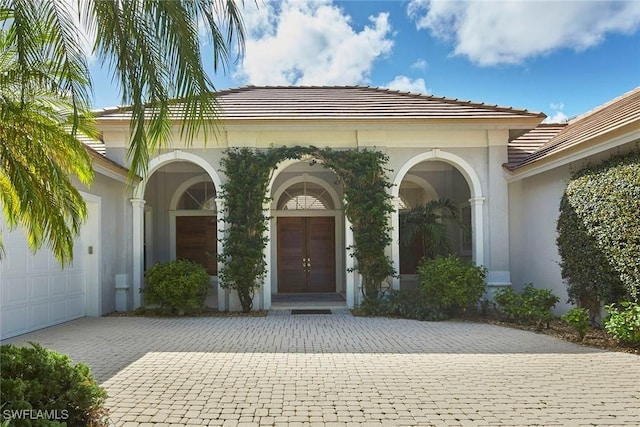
[
  {"left": 386, "top": 75, "right": 428, "bottom": 94},
  {"left": 410, "top": 58, "right": 428, "bottom": 70},
  {"left": 543, "top": 102, "right": 569, "bottom": 123},
  {"left": 234, "top": 0, "right": 394, "bottom": 85},
  {"left": 407, "top": 0, "right": 640, "bottom": 66}
]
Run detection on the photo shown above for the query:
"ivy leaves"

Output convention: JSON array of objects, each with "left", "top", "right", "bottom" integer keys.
[{"left": 218, "top": 146, "right": 396, "bottom": 311}]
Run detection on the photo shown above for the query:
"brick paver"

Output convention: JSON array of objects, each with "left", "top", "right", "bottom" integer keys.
[{"left": 3, "top": 314, "right": 639, "bottom": 426}]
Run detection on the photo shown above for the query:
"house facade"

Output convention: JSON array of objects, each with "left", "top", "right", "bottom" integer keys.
[{"left": 2, "top": 86, "right": 638, "bottom": 338}]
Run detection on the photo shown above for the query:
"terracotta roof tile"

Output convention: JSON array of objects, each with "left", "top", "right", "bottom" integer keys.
[
  {"left": 95, "top": 86, "right": 545, "bottom": 120},
  {"left": 507, "top": 124, "right": 566, "bottom": 166},
  {"left": 509, "top": 86, "right": 640, "bottom": 171}
]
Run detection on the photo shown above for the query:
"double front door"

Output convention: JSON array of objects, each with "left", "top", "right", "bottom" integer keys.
[{"left": 277, "top": 217, "right": 335, "bottom": 293}]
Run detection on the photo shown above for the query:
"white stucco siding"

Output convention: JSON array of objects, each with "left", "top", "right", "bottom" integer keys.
[
  {"left": 75, "top": 172, "right": 134, "bottom": 314},
  {"left": 508, "top": 166, "right": 572, "bottom": 313}
]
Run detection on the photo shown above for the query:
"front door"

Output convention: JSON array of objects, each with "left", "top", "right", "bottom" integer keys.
[
  {"left": 176, "top": 216, "right": 217, "bottom": 275},
  {"left": 277, "top": 217, "right": 335, "bottom": 293}
]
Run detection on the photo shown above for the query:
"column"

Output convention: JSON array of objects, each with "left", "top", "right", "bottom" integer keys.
[
  {"left": 215, "top": 197, "right": 227, "bottom": 311},
  {"left": 344, "top": 212, "right": 356, "bottom": 308},
  {"left": 469, "top": 196, "right": 485, "bottom": 267},
  {"left": 390, "top": 197, "right": 402, "bottom": 290},
  {"left": 131, "top": 198, "right": 146, "bottom": 309}
]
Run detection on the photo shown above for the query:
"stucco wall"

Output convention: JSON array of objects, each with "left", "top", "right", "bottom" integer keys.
[
  {"left": 76, "top": 171, "right": 133, "bottom": 313},
  {"left": 508, "top": 166, "right": 572, "bottom": 314}
]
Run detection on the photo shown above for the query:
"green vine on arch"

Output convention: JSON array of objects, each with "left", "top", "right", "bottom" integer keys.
[{"left": 218, "top": 146, "right": 395, "bottom": 312}]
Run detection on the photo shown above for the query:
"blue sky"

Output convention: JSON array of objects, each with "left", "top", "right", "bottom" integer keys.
[{"left": 90, "top": 0, "right": 640, "bottom": 122}]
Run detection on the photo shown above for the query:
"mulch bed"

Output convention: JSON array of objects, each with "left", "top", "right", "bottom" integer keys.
[{"left": 469, "top": 317, "right": 639, "bottom": 355}]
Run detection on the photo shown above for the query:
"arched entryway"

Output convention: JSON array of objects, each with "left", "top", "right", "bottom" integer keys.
[
  {"left": 392, "top": 149, "right": 484, "bottom": 290},
  {"left": 267, "top": 160, "right": 346, "bottom": 307},
  {"left": 131, "top": 151, "right": 224, "bottom": 309}
]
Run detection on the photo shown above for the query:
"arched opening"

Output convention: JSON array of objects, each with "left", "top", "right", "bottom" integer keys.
[
  {"left": 398, "top": 166, "right": 471, "bottom": 277},
  {"left": 393, "top": 149, "right": 483, "bottom": 290},
  {"left": 269, "top": 164, "right": 344, "bottom": 299},
  {"left": 131, "top": 151, "right": 223, "bottom": 309}
]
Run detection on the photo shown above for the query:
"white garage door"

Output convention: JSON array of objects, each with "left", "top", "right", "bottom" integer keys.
[{"left": 1, "top": 201, "right": 99, "bottom": 340}]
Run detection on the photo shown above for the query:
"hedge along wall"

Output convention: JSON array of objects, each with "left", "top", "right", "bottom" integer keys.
[
  {"left": 218, "top": 146, "right": 395, "bottom": 312},
  {"left": 556, "top": 149, "right": 640, "bottom": 312}
]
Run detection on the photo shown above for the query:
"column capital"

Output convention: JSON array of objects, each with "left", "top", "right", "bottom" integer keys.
[
  {"left": 391, "top": 197, "right": 403, "bottom": 210},
  {"left": 130, "top": 198, "right": 146, "bottom": 208},
  {"left": 468, "top": 196, "right": 486, "bottom": 206}
]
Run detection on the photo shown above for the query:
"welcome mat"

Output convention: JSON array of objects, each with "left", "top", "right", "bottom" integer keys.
[{"left": 291, "top": 309, "right": 333, "bottom": 315}]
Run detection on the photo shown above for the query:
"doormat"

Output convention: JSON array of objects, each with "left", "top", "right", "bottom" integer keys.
[{"left": 291, "top": 309, "right": 333, "bottom": 315}]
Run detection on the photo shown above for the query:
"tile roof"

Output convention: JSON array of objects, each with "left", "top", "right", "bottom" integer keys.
[
  {"left": 95, "top": 86, "right": 545, "bottom": 121},
  {"left": 507, "top": 124, "right": 566, "bottom": 166},
  {"left": 508, "top": 86, "right": 640, "bottom": 171}
]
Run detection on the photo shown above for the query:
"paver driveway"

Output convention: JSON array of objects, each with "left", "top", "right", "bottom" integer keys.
[{"left": 3, "top": 312, "right": 639, "bottom": 426}]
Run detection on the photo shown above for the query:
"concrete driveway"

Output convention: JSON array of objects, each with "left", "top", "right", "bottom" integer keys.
[{"left": 3, "top": 312, "right": 639, "bottom": 426}]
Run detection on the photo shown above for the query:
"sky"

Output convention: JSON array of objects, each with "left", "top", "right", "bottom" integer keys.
[{"left": 90, "top": 0, "right": 640, "bottom": 123}]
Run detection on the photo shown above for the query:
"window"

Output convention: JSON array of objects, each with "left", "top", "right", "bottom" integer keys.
[
  {"left": 277, "top": 181, "right": 333, "bottom": 210},
  {"left": 177, "top": 181, "right": 216, "bottom": 211}
]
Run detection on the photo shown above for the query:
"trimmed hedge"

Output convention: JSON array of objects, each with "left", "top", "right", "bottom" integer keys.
[
  {"left": 143, "top": 259, "right": 210, "bottom": 315},
  {"left": 557, "top": 150, "right": 640, "bottom": 318},
  {"left": 1, "top": 343, "right": 108, "bottom": 426},
  {"left": 417, "top": 255, "right": 487, "bottom": 319}
]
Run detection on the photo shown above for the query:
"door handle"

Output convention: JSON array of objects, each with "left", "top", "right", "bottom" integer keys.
[{"left": 302, "top": 257, "right": 311, "bottom": 272}]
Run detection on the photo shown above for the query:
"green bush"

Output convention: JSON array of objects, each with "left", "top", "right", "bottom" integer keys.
[
  {"left": 604, "top": 302, "right": 640, "bottom": 345},
  {"left": 144, "top": 259, "right": 210, "bottom": 315},
  {"left": 494, "top": 284, "right": 560, "bottom": 329},
  {"left": 0, "top": 343, "right": 108, "bottom": 426},
  {"left": 417, "top": 255, "right": 487, "bottom": 320},
  {"left": 557, "top": 150, "right": 640, "bottom": 320},
  {"left": 562, "top": 307, "right": 590, "bottom": 340},
  {"left": 354, "top": 289, "right": 442, "bottom": 321}
]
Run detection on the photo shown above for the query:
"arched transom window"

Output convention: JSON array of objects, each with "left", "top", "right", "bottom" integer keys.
[
  {"left": 277, "top": 181, "right": 334, "bottom": 210},
  {"left": 177, "top": 181, "right": 216, "bottom": 211}
]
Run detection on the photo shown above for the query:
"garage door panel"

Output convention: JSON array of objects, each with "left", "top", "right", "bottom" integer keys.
[
  {"left": 50, "top": 299, "right": 68, "bottom": 323},
  {"left": 31, "top": 276, "right": 50, "bottom": 299},
  {"left": 3, "top": 250, "right": 29, "bottom": 275},
  {"left": 67, "top": 295, "right": 85, "bottom": 318},
  {"left": 68, "top": 273, "right": 84, "bottom": 294},
  {"left": 50, "top": 275, "right": 67, "bottom": 296},
  {"left": 32, "top": 249, "right": 51, "bottom": 272},
  {"left": 2, "top": 306, "right": 28, "bottom": 338},
  {"left": 4, "top": 277, "right": 28, "bottom": 304},
  {"left": 29, "top": 302, "right": 50, "bottom": 329}
]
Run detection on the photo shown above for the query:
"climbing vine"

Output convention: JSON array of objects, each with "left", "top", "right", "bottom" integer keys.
[{"left": 218, "top": 146, "right": 395, "bottom": 312}]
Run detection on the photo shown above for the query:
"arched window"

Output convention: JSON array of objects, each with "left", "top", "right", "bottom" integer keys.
[
  {"left": 177, "top": 181, "right": 216, "bottom": 211},
  {"left": 277, "top": 182, "right": 333, "bottom": 210}
]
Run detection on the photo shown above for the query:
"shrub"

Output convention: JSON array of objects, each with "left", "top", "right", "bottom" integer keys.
[
  {"left": 604, "top": 302, "right": 640, "bottom": 345},
  {"left": 354, "top": 289, "right": 442, "bottom": 321},
  {"left": 494, "top": 284, "right": 560, "bottom": 329},
  {"left": 0, "top": 343, "right": 108, "bottom": 426},
  {"left": 557, "top": 150, "right": 640, "bottom": 320},
  {"left": 144, "top": 259, "right": 210, "bottom": 315},
  {"left": 562, "top": 307, "right": 590, "bottom": 340},
  {"left": 417, "top": 255, "right": 487, "bottom": 320}
]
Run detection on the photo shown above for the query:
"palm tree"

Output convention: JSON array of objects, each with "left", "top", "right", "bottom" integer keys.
[
  {"left": 0, "top": 0, "right": 245, "bottom": 264},
  {"left": 399, "top": 198, "right": 466, "bottom": 271}
]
